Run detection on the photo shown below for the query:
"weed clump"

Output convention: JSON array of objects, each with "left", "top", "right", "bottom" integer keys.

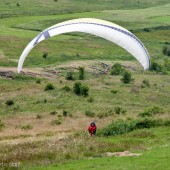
[{"left": 44, "top": 83, "right": 55, "bottom": 91}]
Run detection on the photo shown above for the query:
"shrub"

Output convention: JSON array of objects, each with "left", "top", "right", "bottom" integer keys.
[
  {"left": 163, "top": 58, "right": 170, "bottom": 71},
  {"left": 78, "top": 67, "right": 85, "bottom": 80},
  {"left": 43, "top": 52, "right": 48, "bottom": 59},
  {"left": 111, "top": 89, "right": 118, "bottom": 94},
  {"left": 121, "top": 71, "right": 134, "bottom": 84},
  {"left": 44, "top": 83, "right": 55, "bottom": 91},
  {"left": 110, "top": 63, "right": 125, "bottom": 75},
  {"left": 36, "top": 79, "right": 41, "bottom": 84},
  {"left": 98, "top": 120, "right": 137, "bottom": 136},
  {"left": 135, "top": 119, "right": 157, "bottom": 129},
  {"left": 6, "top": 100, "right": 14, "bottom": 106},
  {"left": 66, "top": 71, "right": 74, "bottom": 80},
  {"left": 0, "top": 120, "right": 4, "bottom": 131},
  {"left": 162, "top": 46, "right": 170, "bottom": 56},
  {"left": 73, "top": 82, "right": 81, "bottom": 95},
  {"left": 138, "top": 111, "right": 153, "bottom": 117},
  {"left": 87, "top": 97, "right": 94, "bottom": 103},
  {"left": 85, "top": 111, "right": 95, "bottom": 117},
  {"left": 63, "top": 110, "right": 68, "bottom": 117},
  {"left": 114, "top": 106, "right": 126, "bottom": 115},
  {"left": 44, "top": 99, "right": 47, "bottom": 103},
  {"left": 141, "top": 79, "right": 150, "bottom": 88},
  {"left": 143, "top": 28, "right": 150, "bottom": 32},
  {"left": 150, "top": 61, "right": 163, "bottom": 72},
  {"left": 51, "top": 119, "right": 62, "bottom": 125},
  {"left": 164, "top": 120, "right": 170, "bottom": 126},
  {"left": 73, "top": 82, "right": 89, "bottom": 96},
  {"left": 36, "top": 114, "right": 42, "bottom": 119},
  {"left": 62, "top": 85, "right": 71, "bottom": 92},
  {"left": 21, "top": 124, "right": 33, "bottom": 130},
  {"left": 138, "top": 106, "right": 164, "bottom": 118},
  {"left": 97, "top": 109, "right": 114, "bottom": 119},
  {"left": 16, "top": 2, "right": 20, "bottom": 7},
  {"left": 50, "top": 111, "right": 57, "bottom": 115},
  {"left": 98, "top": 118, "right": 162, "bottom": 137},
  {"left": 80, "top": 85, "right": 89, "bottom": 97}
]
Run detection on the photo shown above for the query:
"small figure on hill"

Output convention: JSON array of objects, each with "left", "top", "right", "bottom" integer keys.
[{"left": 88, "top": 122, "right": 97, "bottom": 136}]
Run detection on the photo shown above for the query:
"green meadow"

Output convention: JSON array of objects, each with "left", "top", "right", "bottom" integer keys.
[{"left": 0, "top": 0, "right": 170, "bottom": 169}]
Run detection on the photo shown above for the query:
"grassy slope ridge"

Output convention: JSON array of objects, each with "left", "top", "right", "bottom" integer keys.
[{"left": 0, "top": 0, "right": 170, "bottom": 169}]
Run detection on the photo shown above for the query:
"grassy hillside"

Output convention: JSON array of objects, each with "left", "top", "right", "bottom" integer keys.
[{"left": 0, "top": 0, "right": 170, "bottom": 169}]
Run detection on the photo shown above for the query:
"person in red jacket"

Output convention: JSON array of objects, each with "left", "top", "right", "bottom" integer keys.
[{"left": 88, "top": 122, "right": 97, "bottom": 136}]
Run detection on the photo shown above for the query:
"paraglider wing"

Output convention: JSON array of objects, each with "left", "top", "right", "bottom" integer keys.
[{"left": 18, "top": 18, "right": 150, "bottom": 73}]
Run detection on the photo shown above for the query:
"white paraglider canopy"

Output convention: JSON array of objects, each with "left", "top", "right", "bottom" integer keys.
[{"left": 18, "top": 18, "right": 150, "bottom": 73}]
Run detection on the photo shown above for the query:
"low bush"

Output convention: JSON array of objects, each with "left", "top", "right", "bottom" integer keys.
[
  {"left": 62, "top": 85, "right": 71, "bottom": 92},
  {"left": 138, "top": 106, "right": 164, "bottom": 118},
  {"left": 36, "top": 114, "right": 42, "bottom": 119},
  {"left": 87, "top": 97, "right": 94, "bottom": 103},
  {"left": 110, "top": 63, "right": 125, "bottom": 75},
  {"left": 121, "top": 71, "right": 134, "bottom": 84},
  {"left": 97, "top": 109, "right": 114, "bottom": 119},
  {"left": 73, "top": 82, "right": 81, "bottom": 95},
  {"left": 63, "top": 110, "right": 68, "bottom": 117},
  {"left": 80, "top": 85, "right": 89, "bottom": 97},
  {"left": 98, "top": 118, "right": 166, "bottom": 137},
  {"left": 21, "top": 124, "right": 33, "bottom": 130},
  {"left": 50, "top": 111, "right": 57, "bottom": 115},
  {"left": 43, "top": 52, "right": 48, "bottom": 59},
  {"left": 0, "top": 120, "right": 5, "bottom": 131},
  {"left": 66, "top": 71, "right": 74, "bottom": 80},
  {"left": 111, "top": 89, "right": 118, "bottom": 94},
  {"left": 78, "top": 67, "right": 85, "bottom": 80},
  {"left": 85, "top": 111, "right": 95, "bottom": 117},
  {"left": 51, "top": 119, "right": 62, "bottom": 125},
  {"left": 6, "top": 100, "right": 14, "bottom": 106},
  {"left": 73, "top": 82, "right": 89, "bottom": 96},
  {"left": 98, "top": 120, "right": 137, "bottom": 136},
  {"left": 36, "top": 79, "right": 41, "bottom": 84},
  {"left": 162, "top": 46, "right": 170, "bottom": 56},
  {"left": 150, "top": 61, "right": 163, "bottom": 72},
  {"left": 114, "top": 106, "right": 126, "bottom": 115},
  {"left": 44, "top": 83, "right": 55, "bottom": 91},
  {"left": 141, "top": 79, "right": 150, "bottom": 88}
]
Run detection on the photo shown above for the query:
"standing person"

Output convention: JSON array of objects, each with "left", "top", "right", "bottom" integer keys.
[{"left": 88, "top": 122, "right": 97, "bottom": 136}]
